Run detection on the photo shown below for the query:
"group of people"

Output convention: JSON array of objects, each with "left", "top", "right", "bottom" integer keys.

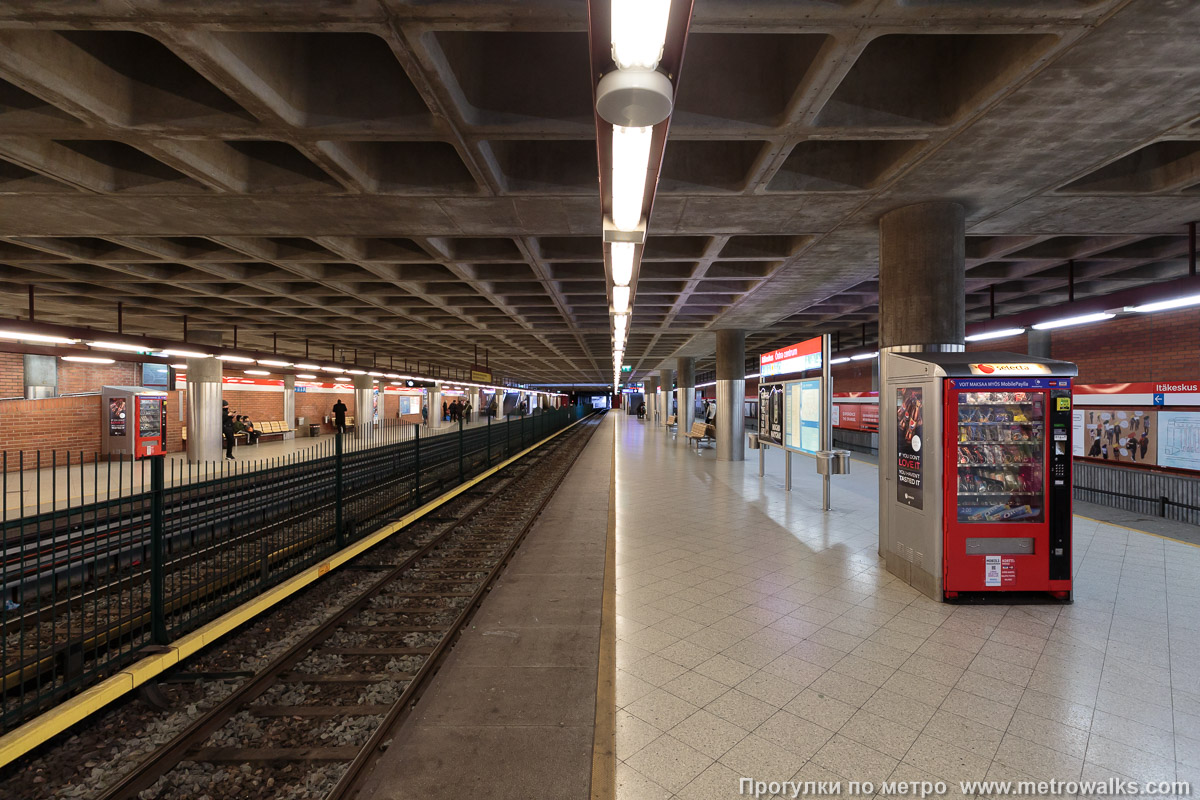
[
  {"left": 220, "top": 400, "right": 259, "bottom": 459},
  {"left": 439, "top": 398, "right": 472, "bottom": 424},
  {"left": 634, "top": 397, "right": 716, "bottom": 427}
]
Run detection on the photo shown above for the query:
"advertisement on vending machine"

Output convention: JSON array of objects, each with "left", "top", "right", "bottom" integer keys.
[
  {"left": 896, "top": 387, "right": 924, "bottom": 509},
  {"left": 109, "top": 397, "right": 127, "bottom": 437},
  {"left": 759, "top": 384, "right": 784, "bottom": 446}
]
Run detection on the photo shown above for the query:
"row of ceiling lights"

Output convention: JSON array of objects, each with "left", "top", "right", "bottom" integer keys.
[
  {"left": 603, "top": 0, "right": 674, "bottom": 393},
  {"left": 0, "top": 329, "right": 566, "bottom": 398}
]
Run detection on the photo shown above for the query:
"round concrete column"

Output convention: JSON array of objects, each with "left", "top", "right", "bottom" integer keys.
[
  {"left": 186, "top": 356, "right": 223, "bottom": 463},
  {"left": 353, "top": 374, "right": 374, "bottom": 441},
  {"left": 428, "top": 385, "right": 440, "bottom": 427},
  {"left": 676, "top": 357, "right": 695, "bottom": 439},
  {"left": 878, "top": 201, "right": 966, "bottom": 349},
  {"left": 715, "top": 329, "right": 746, "bottom": 461},
  {"left": 282, "top": 375, "right": 296, "bottom": 439},
  {"left": 659, "top": 368, "right": 674, "bottom": 424},
  {"left": 644, "top": 377, "right": 658, "bottom": 421}
]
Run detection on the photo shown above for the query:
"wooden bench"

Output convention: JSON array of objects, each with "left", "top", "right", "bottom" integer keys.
[
  {"left": 665, "top": 414, "right": 677, "bottom": 432},
  {"left": 253, "top": 420, "right": 293, "bottom": 443},
  {"left": 683, "top": 420, "right": 715, "bottom": 449}
]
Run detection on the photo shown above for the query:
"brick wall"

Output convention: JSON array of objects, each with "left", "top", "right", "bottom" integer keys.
[
  {"left": 58, "top": 359, "right": 138, "bottom": 394},
  {"left": 221, "top": 389, "right": 286, "bottom": 424},
  {"left": 0, "top": 395, "right": 103, "bottom": 468},
  {"left": 1052, "top": 306, "right": 1200, "bottom": 384},
  {"left": 295, "top": 391, "right": 356, "bottom": 435},
  {"left": 0, "top": 353, "right": 23, "bottom": 399},
  {"left": 831, "top": 361, "right": 874, "bottom": 393}
]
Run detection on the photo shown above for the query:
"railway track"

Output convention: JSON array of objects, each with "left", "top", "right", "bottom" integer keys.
[
  {"left": 2, "top": 414, "right": 559, "bottom": 731},
  {"left": 92, "top": 411, "right": 601, "bottom": 800}
]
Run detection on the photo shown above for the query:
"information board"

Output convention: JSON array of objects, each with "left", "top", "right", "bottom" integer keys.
[
  {"left": 1160, "top": 411, "right": 1200, "bottom": 471},
  {"left": 784, "top": 378, "right": 821, "bottom": 454},
  {"left": 760, "top": 337, "right": 822, "bottom": 379}
]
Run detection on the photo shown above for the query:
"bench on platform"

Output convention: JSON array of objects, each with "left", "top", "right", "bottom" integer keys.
[
  {"left": 683, "top": 420, "right": 715, "bottom": 449},
  {"left": 254, "top": 421, "right": 293, "bottom": 442},
  {"left": 665, "top": 414, "right": 677, "bottom": 432}
]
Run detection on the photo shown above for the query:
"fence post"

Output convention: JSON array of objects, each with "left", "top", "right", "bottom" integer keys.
[
  {"left": 414, "top": 424, "right": 421, "bottom": 505},
  {"left": 335, "top": 431, "right": 345, "bottom": 548},
  {"left": 458, "top": 413, "right": 465, "bottom": 484},
  {"left": 149, "top": 453, "right": 168, "bottom": 645}
]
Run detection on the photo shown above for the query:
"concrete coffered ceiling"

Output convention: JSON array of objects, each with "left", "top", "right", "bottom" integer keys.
[{"left": 0, "top": 0, "right": 1198, "bottom": 384}]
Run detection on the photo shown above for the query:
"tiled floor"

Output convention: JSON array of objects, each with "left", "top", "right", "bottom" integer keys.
[{"left": 612, "top": 414, "right": 1199, "bottom": 799}]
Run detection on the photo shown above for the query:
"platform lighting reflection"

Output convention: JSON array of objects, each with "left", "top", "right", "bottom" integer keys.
[
  {"left": 171, "top": 363, "right": 187, "bottom": 369},
  {"left": 612, "top": 125, "right": 653, "bottom": 231},
  {"left": 62, "top": 356, "right": 114, "bottom": 364},
  {"left": 1031, "top": 312, "right": 1114, "bottom": 330},
  {"left": 611, "top": 242, "right": 635, "bottom": 285},
  {"left": 0, "top": 330, "right": 79, "bottom": 344},
  {"left": 850, "top": 351, "right": 878, "bottom": 361},
  {"left": 87, "top": 340, "right": 151, "bottom": 352},
  {"left": 964, "top": 327, "right": 1026, "bottom": 342},
  {"left": 1126, "top": 293, "right": 1200, "bottom": 313},
  {"left": 829, "top": 357, "right": 851, "bottom": 365},
  {"left": 611, "top": 0, "right": 672, "bottom": 70}
]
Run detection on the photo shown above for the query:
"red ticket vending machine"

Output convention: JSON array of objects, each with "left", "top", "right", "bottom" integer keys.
[
  {"left": 101, "top": 386, "right": 168, "bottom": 458},
  {"left": 881, "top": 353, "right": 1077, "bottom": 602}
]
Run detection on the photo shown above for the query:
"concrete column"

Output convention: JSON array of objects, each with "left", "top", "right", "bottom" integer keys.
[
  {"left": 1027, "top": 329, "right": 1052, "bottom": 358},
  {"left": 353, "top": 373, "right": 373, "bottom": 441},
  {"left": 659, "top": 369, "right": 674, "bottom": 424},
  {"left": 282, "top": 374, "right": 296, "bottom": 440},
  {"left": 716, "top": 329, "right": 746, "bottom": 461},
  {"left": 677, "top": 357, "right": 695, "bottom": 437},
  {"left": 878, "top": 201, "right": 966, "bottom": 585},
  {"left": 186, "top": 356, "right": 222, "bottom": 462},
  {"left": 878, "top": 201, "right": 966, "bottom": 349},
  {"left": 23, "top": 354, "right": 56, "bottom": 398},
  {"left": 644, "top": 377, "right": 657, "bottom": 420},
  {"left": 470, "top": 388, "right": 482, "bottom": 422}
]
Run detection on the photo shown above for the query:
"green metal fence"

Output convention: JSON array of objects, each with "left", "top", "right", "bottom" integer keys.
[{"left": 0, "top": 406, "right": 584, "bottom": 732}]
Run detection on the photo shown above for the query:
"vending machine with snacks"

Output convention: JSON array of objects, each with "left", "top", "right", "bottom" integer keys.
[
  {"left": 101, "top": 385, "right": 168, "bottom": 458},
  {"left": 880, "top": 352, "right": 1078, "bottom": 602}
]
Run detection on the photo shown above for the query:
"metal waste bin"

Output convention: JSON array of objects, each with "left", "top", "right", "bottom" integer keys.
[
  {"left": 747, "top": 432, "right": 761, "bottom": 450},
  {"left": 815, "top": 449, "right": 851, "bottom": 475},
  {"left": 309, "top": 423, "right": 321, "bottom": 438}
]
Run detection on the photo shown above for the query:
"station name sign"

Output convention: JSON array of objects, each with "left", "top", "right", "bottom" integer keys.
[{"left": 760, "top": 336, "right": 822, "bottom": 379}]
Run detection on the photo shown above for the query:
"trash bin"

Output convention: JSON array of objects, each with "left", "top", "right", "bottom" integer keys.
[
  {"left": 815, "top": 449, "right": 851, "bottom": 475},
  {"left": 309, "top": 423, "right": 321, "bottom": 438},
  {"left": 747, "top": 432, "right": 761, "bottom": 450}
]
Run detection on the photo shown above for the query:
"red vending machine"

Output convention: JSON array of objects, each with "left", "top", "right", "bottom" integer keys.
[
  {"left": 881, "top": 353, "right": 1077, "bottom": 602},
  {"left": 944, "top": 375, "right": 1074, "bottom": 599},
  {"left": 101, "top": 386, "right": 168, "bottom": 458}
]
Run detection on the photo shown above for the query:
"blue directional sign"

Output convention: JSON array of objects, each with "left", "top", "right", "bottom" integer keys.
[{"left": 1153, "top": 393, "right": 1165, "bottom": 406}]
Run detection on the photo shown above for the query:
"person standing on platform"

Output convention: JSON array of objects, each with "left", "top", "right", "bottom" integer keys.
[
  {"left": 332, "top": 397, "right": 348, "bottom": 434},
  {"left": 706, "top": 399, "right": 717, "bottom": 428},
  {"left": 421, "top": 403, "right": 429, "bottom": 426},
  {"left": 222, "top": 399, "right": 236, "bottom": 460},
  {"left": 442, "top": 400, "right": 448, "bottom": 422},
  {"left": 464, "top": 400, "right": 472, "bottom": 424}
]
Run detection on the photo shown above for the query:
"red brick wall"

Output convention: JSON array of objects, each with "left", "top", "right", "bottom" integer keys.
[
  {"left": 220, "top": 389, "right": 286, "bottom": 424},
  {"left": 0, "top": 395, "right": 102, "bottom": 468},
  {"left": 831, "top": 362, "right": 874, "bottom": 393},
  {"left": 58, "top": 359, "right": 138, "bottom": 394},
  {"left": 1051, "top": 306, "right": 1200, "bottom": 384},
  {"left": 0, "top": 353, "right": 23, "bottom": 399},
  {"left": 295, "top": 391, "right": 356, "bottom": 435}
]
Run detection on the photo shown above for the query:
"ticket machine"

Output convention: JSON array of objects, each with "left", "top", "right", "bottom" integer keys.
[
  {"left": 101, "top": 386, "right": 168, "bottom": 458},
  {"left": 880, "top": 353, "right": 1077, "bottom": 601}
]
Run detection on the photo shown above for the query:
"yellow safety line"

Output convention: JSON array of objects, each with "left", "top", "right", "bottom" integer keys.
[
  {"left": 590, "top": 417, "right": 617, "bottom": 800},
  {"left": 1074, "top": 513, "right": 1200, "bottom": 549},
  {"left": 0, "top": 416, "right": 588, "bottom": 770}
]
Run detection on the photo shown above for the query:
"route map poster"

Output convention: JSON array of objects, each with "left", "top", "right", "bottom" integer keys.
[{"left": 896, "top": 387, "right": 923, "bottom": 509}]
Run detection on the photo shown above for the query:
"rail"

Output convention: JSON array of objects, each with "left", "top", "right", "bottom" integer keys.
[{"left": 0, "top": 408, "right": 583, "bottom": 733}]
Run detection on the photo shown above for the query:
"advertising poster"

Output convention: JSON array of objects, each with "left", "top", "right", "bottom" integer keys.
[
  {"left": 109, "top": 397, "right": 127, "bottom": 437},
  {"left": 1080, "top": 408, "right": 1156, "bottom": 465},
  {"left": 1159, "top": 411, "right": 1200, "bottom": 471},
  {"left": 759, "top": 384, "right": 784, "bottom": 446},
  {"left": 896, "top": 387, "right": 923, "bottom": 509},
  {"left": 372, "top": 386, "right": 380, "bottom": 424}
]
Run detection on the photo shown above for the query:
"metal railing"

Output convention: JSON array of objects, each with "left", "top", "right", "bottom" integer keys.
[{"left": 0, "top": 407, "right": 584, "bottom": 731}]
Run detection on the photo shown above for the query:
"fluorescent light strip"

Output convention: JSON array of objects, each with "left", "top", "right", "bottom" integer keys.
[
  {"left": 1126, "top": 293, "right": 1200, "bottom": 313},
  {"left": 612, "top": 125, "right": 652, "bottom": 232},
  {"left": 245, "top": 370, "right": 270, "bottom": 376},
  {"left": 611, "top": 242, "right": 635, "bottom": 285},
  {"left": 295, "top": 374, "right": 317, "bottom": 379},
  {"left": 62, "top": 356, "right": 114, "bottom": 364},
  {"left": 613, "top": 285, "right": 631, "bottom": 314},
  {"left": 850, "top": 352, "right": 879, "bottom": 361},
  {"left": 965, "top": 327, "right": 1026, "bottom": 342},
  {"left": 258, "top": 359, "right": 293, "bottom": 367},
  {"left": 0, "top": 330, "right": 79, "bottom": 344},
  {"left": 611, "top": 0, "right": 672, "bottom": 70},
  {"left": 218, "top": 355, "right": 255, "bottom": 363},
  {"left": 1031, "top": 312, "right": 1114, "bottom": 330},
  {"left": 830, "top": 357, "right": 851, "bottom": 365}
]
